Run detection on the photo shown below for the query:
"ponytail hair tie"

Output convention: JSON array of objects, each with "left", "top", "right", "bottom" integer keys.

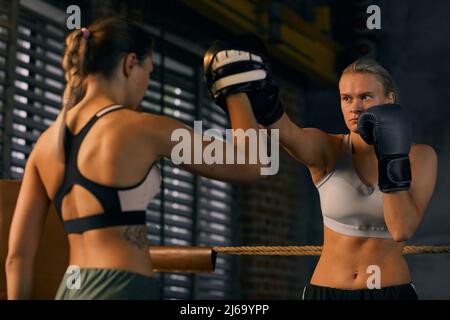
[{"left": 81, "top": 27, "right": 90, "bottom": 40}]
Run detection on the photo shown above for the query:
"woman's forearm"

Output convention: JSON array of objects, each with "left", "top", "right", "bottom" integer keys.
[
  {"left": 383, "top": 191, "right": 421, "bottom": 242},
  {"left": 226, "top": 94, "right": 260, "bottom": 132},
  {"left": 226, "top": 94, "right": 267, "bottom": 172}
]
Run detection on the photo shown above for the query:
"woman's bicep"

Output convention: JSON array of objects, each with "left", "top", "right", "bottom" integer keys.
[
  {"left": 8, "top": 155, "right": 50, "bottom": 261},
  {"left": 278, "top": 115, "right": 333, "bottom": 169}
]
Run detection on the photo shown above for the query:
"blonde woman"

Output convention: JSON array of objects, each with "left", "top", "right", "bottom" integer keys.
[{"left": 260, "top": 58, "right": 437, "bottom": 299}]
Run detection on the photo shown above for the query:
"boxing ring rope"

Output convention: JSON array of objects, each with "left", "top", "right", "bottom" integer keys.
[
  {"left": 149, "top": 245, "right": 450, "bottom": 273},
  {"left": 212, "top": 245, "right": 450, "bottom": 256}
]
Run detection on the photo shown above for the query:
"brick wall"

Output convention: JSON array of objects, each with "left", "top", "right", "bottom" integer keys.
[{"left": 238, "top": 80, "right": 323, "bottom": 299}]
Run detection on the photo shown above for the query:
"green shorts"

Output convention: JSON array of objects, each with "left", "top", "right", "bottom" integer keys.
[{"left": 55, "top": 267, "right": 160, "bottom": 300}]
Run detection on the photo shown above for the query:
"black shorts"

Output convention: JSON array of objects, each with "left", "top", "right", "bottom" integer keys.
[{"left": 302, "top": 282, "right": 418, "bottom": 300}]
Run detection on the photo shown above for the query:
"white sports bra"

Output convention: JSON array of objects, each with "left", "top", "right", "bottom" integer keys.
[{"left": 315, "top": 134, "right": 391, "bottom": 238}]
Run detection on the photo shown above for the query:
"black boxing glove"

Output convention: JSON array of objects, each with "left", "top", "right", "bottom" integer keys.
[
  {"left": 357, "top": 104, "right": 412, "bottom": 193},
  {"left": 203, "top": 35, "right": 283, "bottom": 126}
]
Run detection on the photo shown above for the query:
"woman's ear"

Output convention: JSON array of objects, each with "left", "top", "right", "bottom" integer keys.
[
  {"left": 387, "top": 92, "right": 395, "bottom": 103},
  {"left": 123, "top": 53, "right": 138, "bottom": 77}
]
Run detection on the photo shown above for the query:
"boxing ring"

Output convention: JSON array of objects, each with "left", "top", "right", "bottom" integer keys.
[{"left": 1, "top": 180, "right": 448, "bottom": 299}]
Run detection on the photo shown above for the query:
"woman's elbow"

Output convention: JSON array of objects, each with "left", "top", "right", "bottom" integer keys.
[
  {"left": 5, "top": 254, "right": 19, "bottom": 272},
  {"left": 391, "top": 228, "right": 415, "bottom": 242},
  {"left": 5, "top": 253, "right": 31, "bottom": 274},
  {"left": 5, "top": 255, "right": 18, "bottom": 275}
]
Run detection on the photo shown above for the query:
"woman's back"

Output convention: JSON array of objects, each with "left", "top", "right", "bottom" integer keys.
[{"left": 34, "top": 102, "right": 159, "bottom": 276}]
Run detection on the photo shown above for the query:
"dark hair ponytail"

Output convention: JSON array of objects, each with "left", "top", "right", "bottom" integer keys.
[
  {"left": 54, "top": 17, "right": 154, "bottom": 163},
  {"left": 62, "top": 29, "right": 87, "bottom": 110}
]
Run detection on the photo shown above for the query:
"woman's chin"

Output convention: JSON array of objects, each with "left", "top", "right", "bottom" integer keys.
[{"left": 345, "top": 122, "right": 356, "bottom": 131}]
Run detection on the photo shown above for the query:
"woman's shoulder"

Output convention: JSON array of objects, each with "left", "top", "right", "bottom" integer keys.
[
  {"left": 95, "top": 107, "right": 163, "bottom": 137},
  {"left": 329, "top": 133, "right": 346, "bottom": 143},
  {"left": 328, "top": 133, "right": 346, "bottom": 153},
  {"left": 117, "top": 109, "right": 169, "bottom": 125},
  {"left": 133, "top": 112, "right": 188, "bottom": 136},
  {"left": 33, "top": 125, "right": 54, "bottom": 154}
]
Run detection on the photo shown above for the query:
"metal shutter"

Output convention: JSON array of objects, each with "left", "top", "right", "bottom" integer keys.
[
  {"left": 0, "top": 4, "right": 10, "bottom": 176},
  {"left": 1, "top": 1, "right": 64, "bottom": 178},
  {"left": 194, "top": 94, "right": 237, "bottom": 299},
  {"left": 144, "top": 46, "right": 197, "bottom": 299},
  {"left": 146, "top": 37, "right": 237, "bottom": 299}
]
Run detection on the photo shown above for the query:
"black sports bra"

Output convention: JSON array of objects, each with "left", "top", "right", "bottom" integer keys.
[{"left": 54, "top": 105, "right": 161, "bottom": 234}]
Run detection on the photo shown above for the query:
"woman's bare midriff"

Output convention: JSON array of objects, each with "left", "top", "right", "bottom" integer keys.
[
  {"left": 67, "top": 227, "right": 155, "bottom": 277},
  {"left": 309, "top": 134, "right": 410, "bottom": 289},
  {"left": 310, "top": 226, "right": 410, "bottom": 289}
]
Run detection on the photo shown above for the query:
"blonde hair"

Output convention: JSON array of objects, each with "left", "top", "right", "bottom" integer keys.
[{"left": 341, "top": 58, "right": 398, "bottom": 102}]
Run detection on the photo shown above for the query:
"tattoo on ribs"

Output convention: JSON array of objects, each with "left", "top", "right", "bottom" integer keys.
[{"left": 123, "top": 225, "right": 148, "bottom": 249}]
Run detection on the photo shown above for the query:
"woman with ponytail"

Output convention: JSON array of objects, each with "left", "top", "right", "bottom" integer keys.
[{"left": 5, "top": 17, "right": 266, "bottom": 299}]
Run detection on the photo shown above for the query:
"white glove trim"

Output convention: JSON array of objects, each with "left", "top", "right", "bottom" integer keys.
[
  {"left": 211, "top": 69, "right": 267, "bottom": 95},
  {"left": 212, "top": 50, "right": 263, "bottom": 70}
]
